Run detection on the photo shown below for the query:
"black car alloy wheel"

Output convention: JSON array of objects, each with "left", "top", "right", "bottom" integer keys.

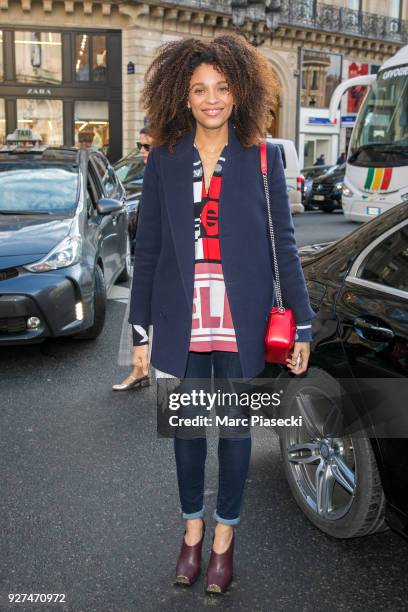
[{"left": 278, "top": 368, "right": 386, "bottom": 538}]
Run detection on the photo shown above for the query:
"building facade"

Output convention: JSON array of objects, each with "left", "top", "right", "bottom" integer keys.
[{"left": 0, "top": 0, "right": 407, "bottom": 163}]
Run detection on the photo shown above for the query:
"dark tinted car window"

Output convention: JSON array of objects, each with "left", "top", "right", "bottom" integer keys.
[
  {"left": 360, "top": 224, "right": 408, "bottom": 292},
  {"left": 114, "top": 157, "right": 145, "bottom": 185},
  {"left": 0, "top": 162, "right": 78, "bottom": 214},
  {"left": 93, "top": 154, "right": 116, "bottom": 196}
]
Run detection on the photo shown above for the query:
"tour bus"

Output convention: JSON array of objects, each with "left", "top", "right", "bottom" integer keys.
[{"left": 329, "top": 44, "right": 408, "bottom": 222}]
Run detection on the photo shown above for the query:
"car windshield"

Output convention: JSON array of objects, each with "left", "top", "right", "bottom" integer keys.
[
  {"left": 114, "top": 157, "right": 145, "bottom": 185},
  {"left": 349, "top": 65, "right": 408, "bottom": 166},
  {"left": 0, "top": 162, "right": 79, "bottom": 214}
]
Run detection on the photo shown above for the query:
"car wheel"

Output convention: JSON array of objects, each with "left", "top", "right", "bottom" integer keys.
[
  {"left": 74, "top": 264, "right": 106, "bottom": 340},
  {"left": 117, "top": 233, "right": 131, "bottom": 283},
  {"left": 278, "top": 370, "right": 386, "bottom": 538}
]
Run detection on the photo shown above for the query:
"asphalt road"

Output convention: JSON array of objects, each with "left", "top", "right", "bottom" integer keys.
[{"left": 1, "top": 212, "right": 408, "bottom": 612}]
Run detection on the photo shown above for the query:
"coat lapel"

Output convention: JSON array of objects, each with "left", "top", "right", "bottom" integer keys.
[{"left": 160, "top": 119, "right": 245, "bottom": 305}]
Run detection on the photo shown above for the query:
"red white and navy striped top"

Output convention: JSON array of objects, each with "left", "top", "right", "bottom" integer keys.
[
  {"left": 189, "top": 142, "right": 237, "bottom": 352},
  {"left": 131, "top": 145, "right": 312, "bottom": 348}
]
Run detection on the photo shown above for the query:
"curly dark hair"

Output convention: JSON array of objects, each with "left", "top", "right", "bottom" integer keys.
[{"left": 140, "top": 32, "right": 280, "bottom": 152}]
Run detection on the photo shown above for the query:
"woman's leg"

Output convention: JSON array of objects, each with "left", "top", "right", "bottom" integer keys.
[
  {"left": 212, "top": 351, "right": 252, "bottom": 552},
  {"left": 112, "top": 347, "right": 150, "bottom": 391},
  {"left": 174, "top": 351, "right": 211, "bottom": 544}
]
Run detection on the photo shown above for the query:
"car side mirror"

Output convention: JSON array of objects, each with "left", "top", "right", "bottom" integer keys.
[{"left": 97, "top": 197, "right": 123, "bottom": 215}]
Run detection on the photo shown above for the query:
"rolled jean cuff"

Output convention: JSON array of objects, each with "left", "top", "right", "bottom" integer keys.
[
  {"left": 213, "top": 510, "right": 240, "bottom": 526},
  {"left": 181, "top": 506, "right": 205, "bottom": 520}
]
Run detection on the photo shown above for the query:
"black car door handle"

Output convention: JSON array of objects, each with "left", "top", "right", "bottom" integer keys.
[{"left": 353, "top": 316, "right": 394, "bottom": 343}]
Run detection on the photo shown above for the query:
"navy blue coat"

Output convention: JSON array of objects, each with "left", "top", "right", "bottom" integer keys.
[{"left": 128, "top": 118, "right": 316, "bottom": 379}]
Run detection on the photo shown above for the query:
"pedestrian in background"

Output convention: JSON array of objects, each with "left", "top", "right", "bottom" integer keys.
[
  {"left": 137, "top": 126, "right": 153, "bottom": 163},
  {"left": 314, "top": 153, "right": 325, "bottom": 165},
  {"left": 128, "top": 33, "right": 315, "bottom": 593},
  {"left": 337, "top": 151, "right": 346, "bottom": 164},
  {"left": 113, "top": 126, "right": 153, "bottom": 391}
]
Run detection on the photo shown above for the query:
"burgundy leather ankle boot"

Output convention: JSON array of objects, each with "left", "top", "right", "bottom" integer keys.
[
  {"left": 175, "top": 519, "right": 205, "bottom": 586},
  {"left": 205, "top": 529, "right": 235, "bottom": 594}
]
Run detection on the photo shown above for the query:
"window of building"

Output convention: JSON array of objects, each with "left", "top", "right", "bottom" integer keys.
[
  {"left": 15, "top": 31, "right": 62, "bottom": 84},
  {"left": 300, "top": 0, "right": 315, "bottom": 19},
  {"left": 0, "top": 31, "right": 3, "bottom": 80},
  {"left": 74, "top": 101, "right": 109, "bottom": 153},
  {"left": 389, "top": 0, "right": 401, "bottom": 19},
  {"left": 75, "top": 34, "right": 89, "bottom": 81},
  {"left": 301, "top": 50, "right": 342, "bottom": 109},
  {"left": 0, "top": 98, "right": 5, "bottom": 144},
  {"left": 303, "top": 140, "right": 316, "bottom": 168},
  {"left": 360, "top": 225, "right": 408, "bottom": 292},
  {"left": 92, "top": 36, "right": 107, "bottom": 82},
  {"left": 17, "top": 99, "right": 63, "bottom": 145},
  {"left": 75, "top": 33, "right": 107, "bottom": 82}
]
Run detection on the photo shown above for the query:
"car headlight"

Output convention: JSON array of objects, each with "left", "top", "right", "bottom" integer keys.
[
  {"left": 334, "top": 182, "right": 343, "bottom": 190},
  {"left": 342, "top": 185, "right": 353, "bottom": 197},
  {"left": 23, "top": 236, "right": 82, "bottom": 272}
]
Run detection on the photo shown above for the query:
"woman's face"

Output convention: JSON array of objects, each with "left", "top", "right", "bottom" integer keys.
[{"left": 187, "top": 63, "right": 234, "bottom": 129}]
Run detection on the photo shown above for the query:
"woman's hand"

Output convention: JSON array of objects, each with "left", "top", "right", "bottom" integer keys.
[
  {"left": 286, "top": 342, "right": 310, "bottom": 375},
  {"left": 132, "top": 345, "right": 150, "bottom": 377}
]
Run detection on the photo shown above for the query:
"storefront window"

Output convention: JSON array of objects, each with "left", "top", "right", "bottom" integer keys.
[
  {"left": 15, "top": 31, "right": 62, "bottom": 84},
  {"left": 75, "top": 33, "right": 107, "bottom": 82},
  {"left": 0, "top": 99, "right": 5, "bottom": 144},
  {"left": 75, "top": 34, "right": 89, "bottom": 81},
  {"left": 92, "top": 36, "right": 107, "bottom": 81},
  {"left": 0, "top": 31, "right": 3, "bottom": 80},
  {"left": 17, "top": 99, "right": 63, "bottom": 145},
  {"left": 74, "top": 101, "right": 109, "bottom": 153}
]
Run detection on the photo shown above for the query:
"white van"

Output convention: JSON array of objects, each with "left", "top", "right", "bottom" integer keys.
[{"left": 266, "top": 137, "right": 304, "bottom": 214}]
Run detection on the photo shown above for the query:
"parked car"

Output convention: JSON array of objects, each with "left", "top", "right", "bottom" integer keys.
[
  {"left": 113, "top": 150, "right": 145, "bottom": 248},
  {"left": 308, "top": 163, "right": 346, "bottom": 212},
  {"left": 301, "top": 164, "right": 336, "bottom": 210},
  {"left": 266, "top": 138, "right": 304, "bottom": 214},
  {"left": 270, "top": 201, "right": 408, "bottom": 540},
  {"left": 0, "top": 138, "right": 130, "bottom": 344}
]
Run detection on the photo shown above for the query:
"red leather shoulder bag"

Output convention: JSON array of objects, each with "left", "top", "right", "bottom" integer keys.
[{"left": 260, "top": 140, "right": 296, "bottom": 364}]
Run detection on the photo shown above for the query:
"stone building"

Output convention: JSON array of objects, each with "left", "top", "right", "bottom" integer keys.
[{"left": 1, "top": 0, "right": 407, "bottom": 163}]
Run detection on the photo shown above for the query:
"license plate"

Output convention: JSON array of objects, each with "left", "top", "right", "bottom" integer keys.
[
  {"left": 314, "top": 195, "right": 325, "bottom": 201},
  {"left": 366, "top": 206, "right": 381, "bottom": 216}
]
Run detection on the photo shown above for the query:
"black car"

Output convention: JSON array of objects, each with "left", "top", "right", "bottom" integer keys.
[
  {"left": 113, "top": 150, "right": 145, "bottom": 247},
  {"left": 309, "top": 163, "right": 346, "bottom": 212},
  {"left": 301, "top": 164, "right": 335, "bottom": 210},
  {"left": 0, "top": 143, "right": 131, "bottom": 344},
  {"left": 272, "top": 201, "right": 408, "bottom": 540}
]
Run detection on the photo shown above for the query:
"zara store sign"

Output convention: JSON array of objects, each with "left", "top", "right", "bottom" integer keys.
[{"left": 26, "top": 88, "right": 52, "bottom": 95}]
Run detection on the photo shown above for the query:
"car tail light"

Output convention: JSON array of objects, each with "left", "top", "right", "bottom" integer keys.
[{"left": 297, "top": 176, "right": 305, "bottom": 191}]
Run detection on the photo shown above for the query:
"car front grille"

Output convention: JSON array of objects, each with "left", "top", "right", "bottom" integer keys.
[
  {"left": 0, "top": 316, "right": 26, "bottom": 333},
  {"left": 313, "top": 182, "right": 334, "bottom": 195},
  {"left": 0, "top": 268, "right": 18, "bottom": 282}
]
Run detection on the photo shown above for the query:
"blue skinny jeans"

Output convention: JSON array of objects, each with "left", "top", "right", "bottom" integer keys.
[{"left": 174, "top": 350, "right": 252, "bottom": 526}]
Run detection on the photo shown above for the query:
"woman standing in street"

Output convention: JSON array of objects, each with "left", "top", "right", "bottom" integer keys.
[
  {"left": 113, "top": 126, "right": 153, "bottom": 391},
  {"left": 128, "top": 33, "right": 316, "bottom": 594}
]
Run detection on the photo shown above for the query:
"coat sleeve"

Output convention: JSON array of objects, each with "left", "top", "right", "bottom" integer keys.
[
  {"left": 128, "top": 147, "right": 161, "bottom": 333},
  {"left": 266, "top": 142, "right": 316, "bottom": 325}
]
